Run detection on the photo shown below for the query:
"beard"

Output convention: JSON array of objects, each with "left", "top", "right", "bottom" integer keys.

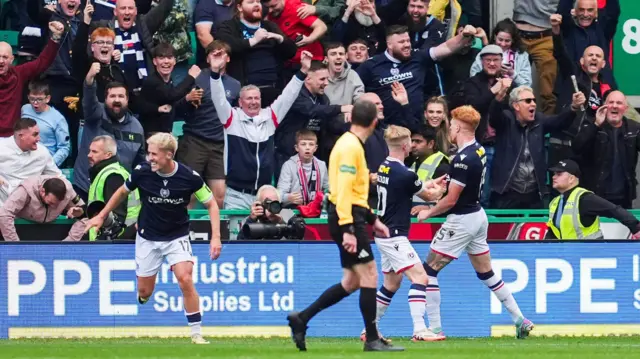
[
  {"left": 242, "top": 9, "right": 263, "bottom": 22},
  {"left": 407, "top": 15, "right": 426, "bottom": 33},
  {"left": 106, "top": 102, "right": 128, "bottom": 121},
  {"left": 354, "top": 11, "right": 374, "bottom": 27}
]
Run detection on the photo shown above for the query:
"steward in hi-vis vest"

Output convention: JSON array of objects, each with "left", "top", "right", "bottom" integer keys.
[
  {"left": 407, "top": 125, "right": 450, "bottom": 208},
  {"left": 546, "top": 159, "right": 640, "bottom": 240}
]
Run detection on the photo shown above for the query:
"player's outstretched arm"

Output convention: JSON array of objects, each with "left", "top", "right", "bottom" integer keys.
[{"left": 84, "top": 185, "right": 129, "bottom": 233}]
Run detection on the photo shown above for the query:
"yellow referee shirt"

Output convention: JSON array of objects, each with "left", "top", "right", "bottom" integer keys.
[{"left": 328, "top": 131, "right": 372, "bottom": 225}]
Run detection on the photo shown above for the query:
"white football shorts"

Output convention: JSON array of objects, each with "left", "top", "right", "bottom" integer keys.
[
  {"left": 135, "top": 233, "right": 194, "bottom": 277},
  {"left": 430, "top": 209, "right": 490, "bottom": 259},
  {"left": 374, "top": 235, "right": 421, "bottom": 273}
]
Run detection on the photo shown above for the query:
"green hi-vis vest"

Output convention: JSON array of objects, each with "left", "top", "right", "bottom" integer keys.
[
  {"left": 88, "top": 162, "right": 141, "bottom": 241},
  {"left": 547, "top": 187, "right": 603, "bottom": 240},
  {"left": 412, "top": 151, "right": 446, "bottom": 204}
]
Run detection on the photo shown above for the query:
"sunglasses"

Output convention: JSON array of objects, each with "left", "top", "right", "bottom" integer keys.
[{"left": 518, "top": 98, "right": 536, "bottom": 104}]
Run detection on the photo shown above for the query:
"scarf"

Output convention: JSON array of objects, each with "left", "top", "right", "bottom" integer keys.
[
  {"left": 297, "top": 158, "right": 322, "bottom": 205},
  {"left": 114, "top": 20, "right": 148, "bottom": 81}
]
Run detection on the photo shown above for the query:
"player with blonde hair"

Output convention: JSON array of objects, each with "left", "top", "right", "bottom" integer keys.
[
  {"left": 86, "top": 132, "right": 222, "bottom": 344},
  {"left": 359, "top": 124, "right": 447, "bottom": 342},
  {"left": 416, "top": 106, "right": 534, "bottom": 340}
]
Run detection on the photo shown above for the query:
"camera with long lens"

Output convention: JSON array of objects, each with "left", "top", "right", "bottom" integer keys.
[
  {"left": 242, "top": 215, "right": 307, "bottom": 240},
  {"left": 86, "top": 201, "right": 124, "bottom": 240}
]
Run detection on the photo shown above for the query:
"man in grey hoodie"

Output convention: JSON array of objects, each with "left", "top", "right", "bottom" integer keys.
[{"left": 325, "top": 42, "right": 365, "bottom": 106}]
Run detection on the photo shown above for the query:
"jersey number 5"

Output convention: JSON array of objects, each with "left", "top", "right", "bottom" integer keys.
[{"left": 377, "top": 186, "right": 388, "bottom": 217}]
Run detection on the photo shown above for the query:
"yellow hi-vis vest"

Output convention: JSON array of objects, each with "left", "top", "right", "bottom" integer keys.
[
  {"left": 412, "top": 151, "right": 445, "bottom": 204},
  {"left": 547, "top": 187, "right": 603, "bottom": 240},
  {"left": 88, "top": 162, "right": 141, "bottom": 241}
]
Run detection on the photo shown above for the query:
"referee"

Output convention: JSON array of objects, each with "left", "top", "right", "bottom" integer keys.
[{"left": 287, "top": 100, "right": 403, "bottom": 352}]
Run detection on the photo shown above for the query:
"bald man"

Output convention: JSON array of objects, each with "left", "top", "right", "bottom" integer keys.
[
  {"left": 573, "top": 90, "right": 640, "bottom": 209},
  {"left": 556, "top": 0, "right": 620, "bottom": 64},
  {"left": 90, "top": 0, "right": 174, "bottom": 91},
  {"left": 0, "top": 21, "right": 65, "bottom": 137}
]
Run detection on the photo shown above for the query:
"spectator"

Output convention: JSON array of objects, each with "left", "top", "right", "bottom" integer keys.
[
  {"left": 152, "top": 0, "right": 193, "bottom": 83},
  {"left": 0, "top": 118, "right": 62, "bottom": 206},
  {"left": 73, "top": 64, "right": 145, "bottom": 201},
  {"left": 86, "top": 0, "right": 154, "bottom": 20},
  {"left": 551, "top": 14, "right": 617, "bottom": 116},
  {"left": 21, "top": 80, "right": 71, "bottom": 167},
  {"left": 489, "top": 85, "right": 585, "bottom": 209},
  {"left": 275, "top": 61, "right": 352, "bottom": 170},
  {"left": 572, "top": 91, "right": 640, "bottom": 209},
  {"left": 176, "top": 40, "right": 241, "bottom": 209},
  {"left": 90, "top": 0, "right": 174, "bottom": 93},
  {"left": 450, "top": 44, "right": 510, "bottom": 206},
  {"left": 357, "top": 24, "right": 476, "bottom": 132},
  {"left": 382, "top": 0, "right": 447, "bottom": 50},
  {"left": 87, "top": 135, "right": 140, "bottom": 241},
  {"left": 194, "top": 0, "right": 234, "bottom": 65},
  {"left": 513, "top": 0, "right": 559, "bottom": 114},
  {"left": 30, "top": 0, "right": 83, "bottom": 130},
  {"left": 237, "top": 185, "right": 285, "bottom": 239},
  {"left": 470, "top": 18, "right": 532, "bottom": 87},
  {"left": 439, "top": 21, "right": 481, "bottom": 96},
  {"left": 138, "top": 42, "right": 201, "bottom": 137},
  {"left": 72, "top": 8, "right": 128, "bottom": 104},
  {"left": 424, "top": 96, "right": 452, "bottom": 155},
  {"left": 331, "top": 0, "right": 386, "bottom": 57},
  {"left": 207, "top": 50, "right": 312, "bottom": 209},
  {"left": 427, "top": 0, "right": 462, "bottom": 38},
  {"left": 546, "top": 159, "right": 640, "bottom": 240},
  {"left": 406, "top": 124, "right": 450, "bottom": 210},
  {"left": 277, "top": 129, "right": 329, "bottom": 208},
  {"left": 346, "top": 38, "right": 370, "bottom": 69},
  {"left": 216, "top": 0, "right": 297, "bottom": 106},
  {"left": 264, "top": 0, "right": 328, "bottom": 68},
  {"left": 0, "top": 21, "right": 64, "bottom": 137},
  {"left": 325, "top": 42, "right": 364, "bottom": 106},
  {"left": 557, "top": 0, "right": 620, "bottom": 66},
  {"left": 0, "top": 176, "right": 86, "bottom": 241},
  {"left": 298, "top": 0, "right": 345, "bottom": 25}
]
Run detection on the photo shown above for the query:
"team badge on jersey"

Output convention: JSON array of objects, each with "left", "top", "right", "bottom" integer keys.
[{"left": 160, "top": 188, "right": 170, "bottom": 198}]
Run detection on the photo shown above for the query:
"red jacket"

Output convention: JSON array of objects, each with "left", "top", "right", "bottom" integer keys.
[{"left": 0, "top": 39, "right": 60, "bottom": 137}]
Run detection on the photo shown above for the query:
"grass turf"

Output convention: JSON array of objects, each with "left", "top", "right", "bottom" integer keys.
[{"left": 2, "top": 337, "right": 640, "bottom": 359}]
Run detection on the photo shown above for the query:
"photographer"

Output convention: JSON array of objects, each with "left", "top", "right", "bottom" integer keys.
[
  {"left": 238, "top": 185, "right": 285, "bottom": 240},
  {"left": 238, "top": 185, "right": 308, "bottom": 240}
]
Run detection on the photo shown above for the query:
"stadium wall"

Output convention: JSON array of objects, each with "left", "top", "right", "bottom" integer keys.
[{"left": 1, "top": 242, "right": 639, "bottom": 339}]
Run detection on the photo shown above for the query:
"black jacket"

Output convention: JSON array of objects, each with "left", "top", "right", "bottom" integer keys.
[
  {"left": 330, "top": 16, "right": 386, "bottom": 56},
  {"left": 275, "top": 85, "right": 342, "bottom": 162},
  {"left": 572, "top": 117, "right": 640, "bottom": 201},
  {"left": 215, "top": 17, "right": 297, "bottom": 86},
  {"left": 138, "top": 71, "right": 195, "bottom": 135},
  {"left": 489, "top": 100, "right": 577, "bottom": 196}
]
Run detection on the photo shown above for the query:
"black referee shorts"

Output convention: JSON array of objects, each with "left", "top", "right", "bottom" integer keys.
[{"left": 327, "top": 203, "right": 374, "bottom": 268}]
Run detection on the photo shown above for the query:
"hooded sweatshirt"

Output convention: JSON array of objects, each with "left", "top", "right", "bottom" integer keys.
[
  {"left": 325, "top": 61, "right": 365, "bottom": 106},
  {"left": 277, "top": 155, "right": 329, "bottom": 206}
]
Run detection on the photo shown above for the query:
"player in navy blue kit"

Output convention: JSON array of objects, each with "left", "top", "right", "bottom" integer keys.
[
  {"left": 417, "top": 106, "right": 533, "bottom": 340},
  {"left": 86, "top": 133, "right": 222, "bottom": 345},
  {"left": 356, "top": 24, "right": 479, "bottom": 130},
  {"left": 359, "top": 125, "right": 446, "bottom": 342}
]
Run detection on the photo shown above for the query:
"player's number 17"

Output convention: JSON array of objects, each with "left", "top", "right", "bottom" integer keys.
[{"left": 179, "top": 238, "right": 193, "bottom": 256}]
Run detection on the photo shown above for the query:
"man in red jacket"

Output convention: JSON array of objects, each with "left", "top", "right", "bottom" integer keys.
[{"left": 0, "top": 21, "right": 65, "bottom": 137}]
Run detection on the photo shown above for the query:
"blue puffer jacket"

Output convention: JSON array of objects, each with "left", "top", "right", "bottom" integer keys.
[{"left": 73, "top": 81, "right": 146, "bottom": 193}]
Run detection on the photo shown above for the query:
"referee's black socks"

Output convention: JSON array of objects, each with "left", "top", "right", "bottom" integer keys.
[
  {"left": 359, "top": 287, "right": 379, "bottom": 342},
  {"left": 299, "top": 283, "right": 350, "bottom": 323}
]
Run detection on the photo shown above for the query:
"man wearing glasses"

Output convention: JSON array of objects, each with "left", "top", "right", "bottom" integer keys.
[
  {"left": 21, "top": 80, "right": 71, "bottom": 168},
  {"left": 487, "top": 85, "right": 586, "bottom": 209}
]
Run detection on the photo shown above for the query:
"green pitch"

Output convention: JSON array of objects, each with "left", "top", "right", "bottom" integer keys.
[{"left": 2, "top": 337, "right": 640, "bottom": 358}]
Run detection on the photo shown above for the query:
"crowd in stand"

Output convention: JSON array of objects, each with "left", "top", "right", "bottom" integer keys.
[{"left": 0, "top": 0, "right": 637, "bottom": 241}]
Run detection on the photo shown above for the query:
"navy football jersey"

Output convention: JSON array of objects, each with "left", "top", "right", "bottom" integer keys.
[
  {"left": 356, "top": 49, "right": 435, "bottom": 129},
  {"left": 447, "top": 141, "right": 486, "bottom": 215},
  {"left": 376, "top": 157, "right": 424, "bottom": 237},
  {"left": 125, "top": 161, "right": 213, "bottom": 241}
]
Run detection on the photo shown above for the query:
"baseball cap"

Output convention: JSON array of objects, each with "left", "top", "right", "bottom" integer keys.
[
  {"left": 479, "top": 44, "right": 503, "bottom": 57},
  {"left": 549, "top": 159, "right": 581, "bottom": 177}
]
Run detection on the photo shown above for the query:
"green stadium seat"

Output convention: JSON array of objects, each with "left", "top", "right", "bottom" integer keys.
[
  {"left": 61, "top": 168, "right": 74, "bottom": 182},
  {"left": 0, "top": 30, "right": 19, "bottom": 51},
  {"left": 189, "top": 31, "right": 196, "bottom": 66},
  {"left": 172, "top": 120, "right": 185, "bottom": 137}
]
